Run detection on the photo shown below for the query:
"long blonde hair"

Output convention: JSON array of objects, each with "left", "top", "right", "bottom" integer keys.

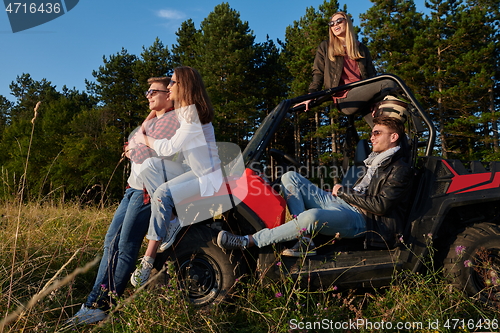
[{"left": 328, "top": 12, "right": 363, "bottom": 61}]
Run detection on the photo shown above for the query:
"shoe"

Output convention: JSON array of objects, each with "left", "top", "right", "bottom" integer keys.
[
  {"left": 66, "top": 304, "right": 106, "bottom": 325},
  {"left": 282, "top": 237, "right": 316, "bottom": 257},
  {"left": 217, "top": 231, "right": 248, "bottom": 250},
  {"left": 158, "top": 217, "right": 181, "bottom": 253},
  {"left": 130, "top": 256, "right": 154, "bottom": 287}
]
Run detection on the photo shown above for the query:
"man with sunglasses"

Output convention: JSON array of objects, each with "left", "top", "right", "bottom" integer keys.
[
  {"left": 68, "top": 77, "right": 182, "bottom": 325},
  {"left": 217, "top": 116, "right": 413, "bottom": 256}
]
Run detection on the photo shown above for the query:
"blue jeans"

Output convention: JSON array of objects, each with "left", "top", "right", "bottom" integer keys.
[
  {"left": 139, "top": 158, "right": 199, "bottom": 240},
  {"left": 146, "top": 170, "right": 200, "bottom": 240},
  {"left": 252, "top": 171, "right": 366, "bottom": 248},
  {"left": 85, "top": 188, "right": 150, "bottom": 309}
]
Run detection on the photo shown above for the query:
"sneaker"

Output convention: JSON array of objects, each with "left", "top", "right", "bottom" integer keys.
[
  {"left": 130, "top": 256, "right": 154, "bottom": 287},
  {"left": 66, "top": 304, "right": 106, "bottom": 325},
  {"left": 282, "top": 237, "right": 316, "bottom": 257},
  {"left": 217, "top": 231, "right": 248, "bottom": 250},
  {"left": 158, "top": 217, "right": 181, "bottom": 253}
]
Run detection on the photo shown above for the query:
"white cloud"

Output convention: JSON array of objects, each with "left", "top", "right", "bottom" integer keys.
[{"left": 156, "top": 9, "right": 185, "bottom": 20}]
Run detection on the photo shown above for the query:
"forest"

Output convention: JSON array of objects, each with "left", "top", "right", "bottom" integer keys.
[{"left": 0, "top": 0, "right": 498, "bottom": 204}]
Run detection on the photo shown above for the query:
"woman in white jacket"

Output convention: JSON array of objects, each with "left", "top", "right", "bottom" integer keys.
[{"left": 131, "top": 66, "right": 222, "bottom": 286}]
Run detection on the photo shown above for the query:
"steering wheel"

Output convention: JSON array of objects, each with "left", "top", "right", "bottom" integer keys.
[{"left": 268, "top": 149, "right": 302, "bottom": 190}]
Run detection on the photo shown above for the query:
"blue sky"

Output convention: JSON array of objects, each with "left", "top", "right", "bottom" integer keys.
[{"left": 0, "top": 0, "right": 427, "bottom": 102}]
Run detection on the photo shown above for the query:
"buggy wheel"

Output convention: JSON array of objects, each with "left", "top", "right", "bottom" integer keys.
[
  {"left": 153, "top": 226, "right": 243, "bottom": 306},
  {"left": 443, "top": 222, "right": 500, "bottom": 305}
]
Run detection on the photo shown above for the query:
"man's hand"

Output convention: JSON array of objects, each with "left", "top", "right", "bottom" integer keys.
[{"left": 332, "top": 184, "right": 343, "bottom": 196}]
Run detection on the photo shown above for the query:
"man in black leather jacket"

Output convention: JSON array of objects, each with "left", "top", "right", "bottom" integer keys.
[
  {"left": 217, "top": 117, "right": 413, "bottom": 256},
  {"left": 336, "top": 117, "right": 413, "bottom": 248}
]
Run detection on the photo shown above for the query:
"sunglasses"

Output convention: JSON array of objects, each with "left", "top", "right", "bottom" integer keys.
[
  {"left": 168, "top": 80, "right": 179, "bottom": 86},
  {"left": 371, "top": 130, "right": 394, "bottom": 137},
  {"left": 328, "top": 17, "right": 346, "bottom": 27},
  {"left": 145, "top": 89, "right": 169, "bottom": 97}
]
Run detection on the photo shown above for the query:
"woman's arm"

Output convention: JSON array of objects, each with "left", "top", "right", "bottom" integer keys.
[{"left": 309, "top": 40, "right": 328, "bottom": 93}]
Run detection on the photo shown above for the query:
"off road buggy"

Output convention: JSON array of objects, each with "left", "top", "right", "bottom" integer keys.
[{"left": 152, "top": 74, "right": 500, "bottom": 306}]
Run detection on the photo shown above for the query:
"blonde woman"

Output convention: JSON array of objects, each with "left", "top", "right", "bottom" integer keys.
[{"left": 302, "top": 12, "right": 396, "bottom": 125}]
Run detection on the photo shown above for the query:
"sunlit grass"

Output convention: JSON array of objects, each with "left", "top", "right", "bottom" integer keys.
[
  {"left": 0, "top": 201, "right": 498, "bottom": 332},
  {"left": 0, "top": 200, "right": 113, "bottom": 331}
]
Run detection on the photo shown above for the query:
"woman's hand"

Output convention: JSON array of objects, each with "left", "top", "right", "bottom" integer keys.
[
  {"left": 134, "top": 133, "right": 147, "bottom": 146},
  {"left": 135, "top": 133, "right": 155, "bottom": 148},
  {"left": 294, "top": 99, "right": 312, "bottom": 111},
  {"left": 145, "top": 110, "right": 156, "bottom": 122}
]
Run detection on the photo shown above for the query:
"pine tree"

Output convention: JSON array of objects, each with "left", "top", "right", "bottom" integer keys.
[
  {"left": 0, "top": 75, "right": 97, "bottom": 200},
  {"left": 458, "top": 0, "right": 500, "bottom": 161},
  {"left": 57, "top": 106, "right": 122, "bottom": 204},
  {"left": 254, "top": 37, "right": 289, "bottom": 113},
  {"left": 134, "top": 38, "right": 173, "bottom": 95},
  {"left": 360, "top": 0, "right": 425, "bottom": 86},
  {"left": 362, "top": 0, "right": 499, "bottom": 160},
  {"left": 86, "top": 48, "right": 141, "bottom": 140},
  {"left": 0, "top": 75, "right": 60, "bottom": 197},
  {"left": 177, "top": 3, "right": 259, "bottom": 146},
  {"left": 0, "top": 95, "right": 13, "bottom": 136},
  {"left": 171, "top": 19, "right": 199, "bottom": 67},
  {"left": 414, "top": 0, "right": 499, "bottom": 159}
]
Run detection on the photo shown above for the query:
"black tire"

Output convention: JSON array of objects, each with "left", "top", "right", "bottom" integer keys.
[
  {"left": 443, "top": 222, "right": 500, "bottom": 305},
  {"left": 153, "top": 225, "right": 243, "bottom": 306}
]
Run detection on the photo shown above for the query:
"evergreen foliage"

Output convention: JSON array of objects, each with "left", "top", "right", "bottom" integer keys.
[
  {"left": 176, "top": 3, "right": 261, "bottom": 145},
  {"left": 0, "top": 0, "right": 498, "bottom": 203},
  {"left": 362, "top": 0, "right": 499, "bottom": 160}
]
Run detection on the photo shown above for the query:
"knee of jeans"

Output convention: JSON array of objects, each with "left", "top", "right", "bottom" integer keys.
[
  {"left": 151, "top": 187, "right": 174, "bottom": 210},
  {"left": 151, "top": 194, "right": 165, "bottom": 214},
  {"left": 282, "top": 171, "right": 300, "bottom": 187},
  {"left": 152, "top": 182, "right": 167, "bottom": 200},
  {"left": 297, "top": 209, "right": 322, "bottom": 231},
  {"left": 281, "top": 171, "right": 292, "bottom": 184},
  {"left": 103, "top": 230, "right": 120, "bottom": 248},
  {"left": 118, "top": 242, "right": 140, "bottom": 257}
]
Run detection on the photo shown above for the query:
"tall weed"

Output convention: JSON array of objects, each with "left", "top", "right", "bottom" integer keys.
[{"left": 1, "top": 203, "right": 499, "bottom": 332}]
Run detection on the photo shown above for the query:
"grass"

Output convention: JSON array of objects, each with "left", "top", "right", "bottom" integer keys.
[
  {"left": 0, "top": 201, "right": 499, "bottom": 332},
  {"left": 2, "top": 89, "right": 496, "bottom": 333},
  {"left": 0, "top": 200, "right": 110, "bottom": 332}
]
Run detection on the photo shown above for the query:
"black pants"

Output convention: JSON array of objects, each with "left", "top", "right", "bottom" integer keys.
[{"left": 337, "top": 79, "right": 397, "bottom": 127}]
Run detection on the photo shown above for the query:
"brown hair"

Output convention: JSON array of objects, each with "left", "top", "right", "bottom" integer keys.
[
  {"left": 147, "top": 77, "right": 171, "bottom": 90},
  {"left": 173, "top": 66, "right": 214, "bottom": 124},
  {"left": 373, "top": 116, "right": 405, "bottom": 145},
  {"left": 328, "top": 12, "right": 363, "bottom": 61}
]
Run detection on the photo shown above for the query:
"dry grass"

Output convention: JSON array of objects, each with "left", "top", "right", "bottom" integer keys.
[
  {"left": 0, "top": 201, "right": 113, "bottom": 332},
  {"left": 0, "top": 201, "right": 499, "bottom": 332}
]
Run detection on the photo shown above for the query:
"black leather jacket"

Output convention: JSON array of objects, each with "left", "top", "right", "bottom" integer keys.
[
  {"left": 337, "top": 148, "right": 413, "bottom": 248},
  {"left": 308, "top": 40, "right": 376, "bottom": 93}
]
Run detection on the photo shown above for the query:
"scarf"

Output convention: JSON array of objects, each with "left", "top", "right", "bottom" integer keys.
[{"left": 353, "top": 145, "right": 400, "bottom": 194}]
